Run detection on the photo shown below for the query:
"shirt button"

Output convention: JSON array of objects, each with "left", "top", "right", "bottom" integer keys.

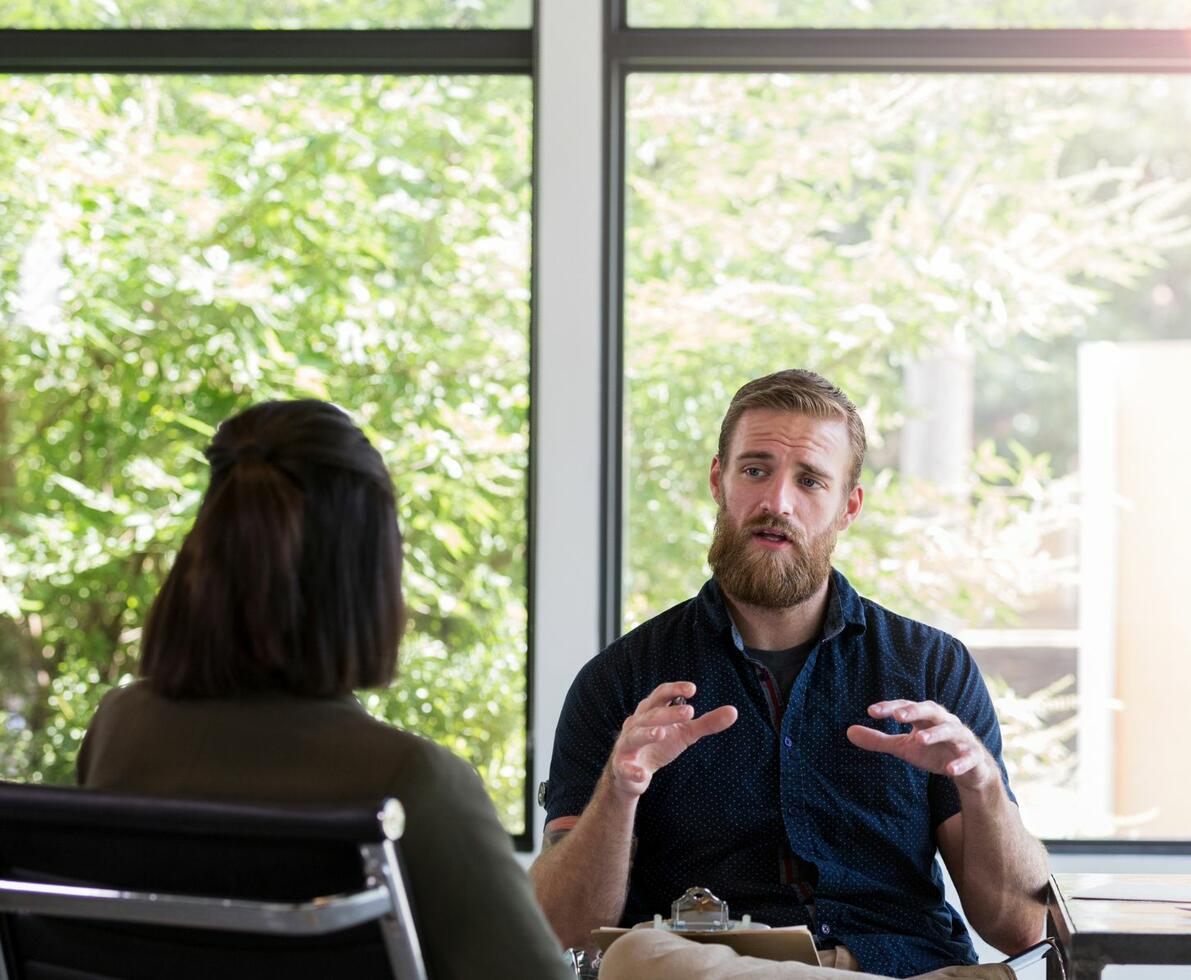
[
  {"left": 783, "top": 735, "right": 793, "bottom": 748},
  {"left": 787, "top": 804, "right": 797, "bottom": 816},
  {"left": 821, "top": 923, "right": 831, "bottom": 935}
]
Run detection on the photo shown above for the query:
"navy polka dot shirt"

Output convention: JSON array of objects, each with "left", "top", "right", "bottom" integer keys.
[{"left": 543, "top": 570, "right": 1016, "bottom": 978}]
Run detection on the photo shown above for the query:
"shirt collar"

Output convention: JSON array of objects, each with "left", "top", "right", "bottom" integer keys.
[
  {"left": 823, "top": 568, "right": 868, "bottom": 641},
  {"left": 699, "top": 568, "right": 867, "bottom": 651}
]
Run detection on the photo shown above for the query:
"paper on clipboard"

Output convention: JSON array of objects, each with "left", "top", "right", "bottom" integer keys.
[{"left": 591, "top": 924, "right": 820, "bottom": 963}]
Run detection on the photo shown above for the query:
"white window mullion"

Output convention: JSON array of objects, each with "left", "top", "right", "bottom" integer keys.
[{"left": 530, "top": 0, "right": 605, "bottom": 856}]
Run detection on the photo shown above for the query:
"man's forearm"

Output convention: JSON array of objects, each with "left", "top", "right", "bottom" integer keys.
[
  {"left": 529, "top": 771, "right": 639, "bottom": 950},
  {"left": 955, "top": 777, "right": 1049, "bottom": 953}
]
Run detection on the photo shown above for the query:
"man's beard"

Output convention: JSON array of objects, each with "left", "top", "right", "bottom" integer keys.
[{"left": 707, "top": 508, "right": 838, "bottom": 609}]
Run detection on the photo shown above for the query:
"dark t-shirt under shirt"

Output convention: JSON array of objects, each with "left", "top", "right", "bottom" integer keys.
[{"left": 745, "top": 638, "right": 817, "bottom": 704}]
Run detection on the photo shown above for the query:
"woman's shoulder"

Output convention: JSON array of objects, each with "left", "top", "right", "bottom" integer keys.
[
  {"left": 82, "top": 681, "right": 488, "bottom": 810},
  {"left": 94, "top": 677, "right": 152, "bottom": 708},
  {"left": 359, "top": 719, "right": 489, "bottom": 807},
  {"left": 254, "top": 697, "right": 490, "bottom": 811},
  {"left": 83, "top": 679, "right": 159, "bottom": 737}
]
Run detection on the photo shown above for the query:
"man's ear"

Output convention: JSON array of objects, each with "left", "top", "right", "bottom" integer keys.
[
  {"left": 837, "top": 484, "right": 864, "bottom": 530},
  {"left": 709, "top": 456, "right": 724, "bottom": 507}
]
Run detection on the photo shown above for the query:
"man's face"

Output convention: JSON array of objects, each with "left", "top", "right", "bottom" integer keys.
[{"left": 707, "top": 409, "right": 863, "bottom": 609}]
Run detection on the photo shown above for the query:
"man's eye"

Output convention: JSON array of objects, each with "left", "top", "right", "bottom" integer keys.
[
  {"left": 743, "top": 467, "right": 765, "bottom": 478},
  {"left": 800, "top": 476, "right": 823, "bottom": 489}
]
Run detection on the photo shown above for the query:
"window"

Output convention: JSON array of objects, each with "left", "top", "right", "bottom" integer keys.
[
  {"left": 614, "top": 43, "right": 1191, "bottom": 842},
  {"left": 0, "top": 33, "right": 533, "bottom": 839}
]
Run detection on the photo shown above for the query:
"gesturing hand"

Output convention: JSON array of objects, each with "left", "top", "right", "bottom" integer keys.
[
  {"left": 608, "top": 681, "right": 738, "bottom": 800},
  {"left": 845, "top": 699, "right": 999, "bottom": 793}
]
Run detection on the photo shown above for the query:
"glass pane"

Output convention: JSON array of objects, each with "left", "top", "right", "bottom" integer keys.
[
  {"left": 623, "top": 72, "right": 1191, "bottom": 841},
  {"left": 630, "top": 0, "right": 1190, "bottom": 29},
  {"left": 0, "top": 73, "right": 532, "bottom": 834},
  {"left": 2, "top": 0, "right": 530, "bottom": 29}
]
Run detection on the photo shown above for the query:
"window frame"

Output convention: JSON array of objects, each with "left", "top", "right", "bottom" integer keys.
[
  {"left": 0, "top": 28, "right": 532, "bottom": 73},
  {"left": 0, "top": 20, "right": 538, "bottom": 851},
  {"left": 599, "top": 0, "right": 1191, "bottom": 854}
]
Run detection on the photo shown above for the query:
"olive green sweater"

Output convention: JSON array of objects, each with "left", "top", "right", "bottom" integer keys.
[{"left": 78, "top": 681, "right": 569, "bottom": 980}]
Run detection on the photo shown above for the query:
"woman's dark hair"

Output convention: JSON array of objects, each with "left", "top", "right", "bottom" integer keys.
[{"left": 140, "top": 399, "right": 404, "bottom": 698}]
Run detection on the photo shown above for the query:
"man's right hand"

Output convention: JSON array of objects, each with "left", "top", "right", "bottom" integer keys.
[{"left": 607, "top": 681, "right": 738, "bottom": 799}]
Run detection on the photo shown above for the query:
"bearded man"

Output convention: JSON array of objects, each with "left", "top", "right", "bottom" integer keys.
[{"left": 530, "top": 370, "right": 1049, "bottom": 979}]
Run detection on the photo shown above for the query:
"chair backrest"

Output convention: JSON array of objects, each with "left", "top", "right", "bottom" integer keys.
[{"left": 0, "top": 782, "right": 427, "bottom": 980}]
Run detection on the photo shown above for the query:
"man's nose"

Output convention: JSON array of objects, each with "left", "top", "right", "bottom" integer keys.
[{"left": 759, "top": 476, "right": 796, "bottom": 517}]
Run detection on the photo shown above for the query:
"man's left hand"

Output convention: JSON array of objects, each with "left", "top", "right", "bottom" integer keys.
[{"left": 846, "top": 700, "right": 998, "bottom": 793}]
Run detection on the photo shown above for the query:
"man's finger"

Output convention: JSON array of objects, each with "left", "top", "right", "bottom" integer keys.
[
  {"left": 870, "top": 699, "right": 949, "bottom": 725},
  {"left": 684, "top": 704, "right": 738, "bottom": 741},
  {"left": 632, "top": 702, "right": 695, "bottom": 729},
  {"left": 637, "top": 681, "right": 697, "bottom": 715},
  {"left": 611, "top": 757, "right": 649, "bottom": 785},
  {"left": 894, "top": 700, "right": 948, "bottom": 724},
  {"left": 868, "top": 699, "right": 914, "bottom": 718},
  {"left": 846, "top": 723, "right": 899, "bottom": 753},
  {"left": 617, "top": 724, "right": 670, "bottom": 754},
  {"left": 916, "top": 720, "right": 966, "bottom": 747}
]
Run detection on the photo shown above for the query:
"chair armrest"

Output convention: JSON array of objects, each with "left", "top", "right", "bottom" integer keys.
[
  {"left": 0, "top": 877, "right": 393, "bottom": 935},
  {"left": 1003, "top": 938, "right": 1060, "bottom": 976}
]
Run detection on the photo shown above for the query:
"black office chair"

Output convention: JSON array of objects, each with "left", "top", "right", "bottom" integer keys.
[{"left": 0, "top": 782, "right": 427, "bottom": 980}]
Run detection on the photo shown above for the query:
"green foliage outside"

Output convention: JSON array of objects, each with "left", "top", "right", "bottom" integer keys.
[
  {"left": 1, "top": 0, "right": 529, "bottom": 29},
  {"left": 622, "top": 73, "right": 1191, "bottom": 826},
  {"left": 0, "top": 73, "right": 533, "bottom": 832}
]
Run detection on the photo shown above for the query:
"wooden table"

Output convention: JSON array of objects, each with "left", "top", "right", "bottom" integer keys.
[{"left": 1047, "top": 873, "right": 1191, "bottom": 979}]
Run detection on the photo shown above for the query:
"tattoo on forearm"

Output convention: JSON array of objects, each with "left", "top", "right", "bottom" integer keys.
[{"left": 541, "top": 827, "right": 571, "bottom": 853}]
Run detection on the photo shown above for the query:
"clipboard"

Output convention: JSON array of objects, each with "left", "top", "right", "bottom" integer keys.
[
  {"left": 591, "top": 924, "right": 821, "bottom": 963},
  {"left": 591, "top": 887, "right": 820, "bottom": 964}
]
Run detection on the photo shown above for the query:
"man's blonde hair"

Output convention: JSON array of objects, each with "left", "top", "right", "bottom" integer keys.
[{"left": 717, "top": 369, "right": 867, "bottom": 490}]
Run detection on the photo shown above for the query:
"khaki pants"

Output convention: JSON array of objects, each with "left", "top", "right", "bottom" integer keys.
[{"left": 599, "top": 929, "right": 1015, "bottom": 980}]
